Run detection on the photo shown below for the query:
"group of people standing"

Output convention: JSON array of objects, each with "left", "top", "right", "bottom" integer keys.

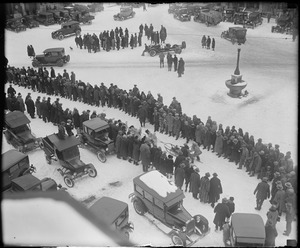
[
  {"left": 159, "top": 52, "right": 185, "bottom": 77},
  {"left": 201, "top": 35, "right": 216, "bottom": 51}
]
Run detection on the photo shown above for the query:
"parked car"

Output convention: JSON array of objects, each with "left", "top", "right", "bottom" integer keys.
[
  {"left": 78, "top": 118, "right": 115, "bottom": 163},
  {"left": 51, "top": 21, "right": 81, "bottom": 40},
  {"left": 224, "top": 213, "right": 265, "bottom": 246},
  {"left": 47, "top": 9, "right": 63, "bottom": 24},
  {"left": 59, "top": 9, "right": 72, "bottom": 23},
  {"left": 271, "top": 13, "right": 293, "bottom": 34},
  {"left": 221, "top": 27, "right": 247, "bottom": 44},
  {"left": 223, "top": 8, "right": 235, "bottom": 22},
  {"left": 89, "top": 197, "right": 134, "bottom": 239},
  {"left": 244, "top": 12, "right": 263, "bottom": 28},
  {"left": 233, "top": 11, "right": 250, "bottom": 25},
  {"left": 6, "top": 17, "right": 27, "bottom": 33},
  {"left": 194, "top": 9, "right": 223, "bottom": 26},
  {"left": 35, "top": 12, "right": 55, "bottom": 26},
  {"left": 173, "top": 8, "right": 191, "bottom": 22},
  {"left": 168, "top": 3, "right": 185, "bottom": 14},
  {"left": 22, "top": 15, "right": 39, "bottom": 28},
  {"left": 114, "top": 6, "right": 135, "bottom": 21},
  {"left": 143, "top": 41, "right": 186, "bottom": 57},
  {"left": 87, "top": 3, "right": 104, "bottom": 12},
  {"left": 4, "top": 111, "right": 40, "bottom": 153},
  {"left": 40, "top": 133, "right": 97, "bottom": 188},
  {"left": 32, "top": 47, "right": 70, "bottom": 67},
  {"left": 129, "top": 170, "right": 210, "bottom": 246},
  {"left": 71, "top": 10, "right": 95, "bottom": 24},
  {"left": 4, "top": 174, "right": 63, "bottom": 193},
  {"left": 2, "top": 149, "right": 36, "bottom": 191}
]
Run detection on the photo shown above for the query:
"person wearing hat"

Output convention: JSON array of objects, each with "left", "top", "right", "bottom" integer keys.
[
  {"left": 140, "top": 139, "right": 151, "bottom": 172},
  {"left": 190, "top": 166, "right": 201, "bottom": 199},
  {"left": 253, "top": 177, "right": 270, "bottom": 210},
  {"left": 177, "top": 57, "right": 185, "bottom": 77},
  {"left": 265, "top": 219, "right": 278, "bottom": 246},
  {"left": 183, "top": 160, "right": 194, "bottom": 192},
  {"left": 226, "top": 197, "right": 235, "bottom": 217},
  {"left": 175, "top": 163, "right": 185, "bottom": 190},
  {"left": 283, "top": 202, "right": 295, "bottom": 236},
  {"left": 213, "top": 198, "right": 230, "bottom": 231},
  {"left": 190, "top": 141, "right": 202, "bottom": 163},
  {"left": 273, "top": 183, "right": 285, "bottom": 216},
  {"left": 199, "top": 172, "right": 211, "bottom": 203},
  {"left": 65, "top": 119, "right": 74, "bottom": 137},
  {"left": 40, "top": 96, "right": 47, "bottom": 123},
  {"left": 174, "top": 150, "right": 185, "bottom": 172},
  {"left": 57, "top": 121, "right": 66, "bottom": 139},
  {"left": 165, "top": 155, "right": 174, "bottom": 179},
  {"left": 209, "top": 173, "right": 223, "bottom": 208},
  {"left": 266, "top": 204, "right": 279, "bottom": 228},
  {"left": 16, "top": 92, "right": 26, "bottom": 113},
  {"left": 229, "top": 137, "right": 241, "bottom": 165},
  {"left": 249, "top": 151, "right": 262, "bottom": 178}
]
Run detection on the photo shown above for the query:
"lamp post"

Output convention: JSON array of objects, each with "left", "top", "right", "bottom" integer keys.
[{"left": 234, "top": 48, "right": 241, "bottom": 75}]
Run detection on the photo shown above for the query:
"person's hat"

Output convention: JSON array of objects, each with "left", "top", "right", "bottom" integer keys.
[
  {"left": 262, "top": 177, "right": 268, "bottom": 182},
  {"left": 229, "top": 196, "right": 234, "bottom": 201},
  {"left": 285, "top": 182, "right": 293, "bottom": 189},
  {"left": 173, "top": 97, "right": 176, "bottom": 99},
  {"left": 205, "top": 172, "right": 210, "bottom": 177},
  {"left": 61, "top": 121, "right": 65, "bottom": 125},
  {"left": 213, "top": 172, "right": 218, "bottom": 177},
  {"left": 276, "top": 184, "right": 283, "bottom": 190},
  {"left": 269, "top": 204, "right": 277, "bottom": 211},
  {"left": 134, "top": 84, "right": 137, "bottom": 86},
  {"left": 18, "top": 93, "right": 21, "bottom": 96},
  {"left": 275, "top": 180, "right": 282, "bottom": 185},
  {"left": 266, "top": 219, "right": 273, "bottom": 226},
  {"left": 289, "top": 171, "right": 296, "bottom": 176},
  {"left": 275, "top": 144, "right": 279, "bottom": 148},
  {"left": 194, "top": 167, "right": 200, "bottom": 173},
  {"left": 168, "top": 155, "right": 173, "bottom": 159},
  {"left": 222, "top": 198, "right": 228, "bottom": 203},
  {"left": 273, "top": 161, "right": 279, "bottom": 165},
  {"left": 178, "top": 151, "right": 183, "bottom": 156},
  {"left": 274, "top": 172, "right": 280, "bottom": 177},
  {"left": 259, "top": 150, "right": 265, "bottom": 155},
  {"left": 67, "top": 119, "right": 72, "bottom": 123}
]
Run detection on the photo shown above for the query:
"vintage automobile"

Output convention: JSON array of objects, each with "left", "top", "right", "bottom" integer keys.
[
  {"left": 168, "top": 3, "right": 185, "bottom": 14},
  {"left": 51, "top": 21, "right": 81, "bottom": 40},
  {"left": 173, "top": 8, "right": 191, "bottom": 22},
  {"left": 35, "top": 12, "right": 55, "bottom": 26},
  {"left": 89, "top": 196, "right": 134, "bottom": 239},
  {"left": 2, "top": 149, "right": 36, "bottom": 191},
  {"left": 6, "top": 17, "right": 27, "bottom": 33},
  {"left": 129, "top": 170, "right": 210, "bottom": 246},
  {"left": 221, "top": 27, "right": 247, "bottom": 45},
  {"left": 187, "top": 3, "right": 212, "bottom": 16},
  {"left": 194, "top": 9, "right": 223, "bottom": 26},
  {"left": 244, "top": 12, "right": 263, "bottom": 28},
  {"left": 233, "top": 11, "right": 250, "bottom": 25},
  {"left": 4, "top": 111, "right": 40, "bottom": 153},
  {"left": 4, "top": 174, "right": 63, "bottom": 193},
  {"left": 59, "top": 9, "right": 72, "bottom": 22},
  {"left": 47, "top": 9, "right": 63, "bottom": 24},
  {"left": 40, "top": 133, "right": 97, "bottom": 188},
  {"left": 71, "top": 10, "right": 95, "bottom": 24},
  {"left": 22, "top": 15, "right": 39, "bottom": 29},
  {"left": 87, "top": 3, "right": 104, "bottom": 12},
  {"left": 223, "top": 8, "right": 235, "bottom": 22},
  {"left": 224, "top": 213, "right": 265, "bottom": 247},
  {"left": 114, "top": 6, "right": 136, "bottom": 21},
  {"left": 143, "top": 41, "right": 186, "bottom": 57},
  {"left": 32, "top": 47, "right": 70, "bottom": 67},
  {"left": 271, "top": 13, "right": 293, "bottom": 34},
  {"left": 78, "top": 118, "right": 115, "bottom": 163}
]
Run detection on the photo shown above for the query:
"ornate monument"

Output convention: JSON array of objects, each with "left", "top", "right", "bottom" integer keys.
[{"left": 225, "top": 48, "right": 247, "bottom": 98}]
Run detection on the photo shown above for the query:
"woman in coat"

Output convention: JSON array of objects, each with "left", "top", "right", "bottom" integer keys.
[
  {"left": 213, "top": 198, "right": 230, "bottom": 231},
  {"left": 199, "top": 172, "right": 211, "bottom": 203},
  {"left": 214, "top": 131, "right": 223, "bottom": 157},
  {"left": 190, "top": 167, "right": 201, "bottom": 199},
  {"left": 175, "top": 163, "right": 185, "bottom": 190}
]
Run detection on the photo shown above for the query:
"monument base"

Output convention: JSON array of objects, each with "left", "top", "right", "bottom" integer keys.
[{"left": 225, "top": 79, "right": 247, "bottom": 98}]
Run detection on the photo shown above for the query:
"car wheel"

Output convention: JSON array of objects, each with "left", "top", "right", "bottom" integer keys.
[
  {"left": 87, "top": 167, "right": 97, "bottom": 178},
  {"left": 133, "top": 199, "right": 146, "bottom": 215},
  {"left": 149, "top": 49, "right": 156, "bottom": 57},
  {"left": 65, "top": 55, "right": 70, "bottom": 62},
  {"left": 57, "top": 59, "right": 64, "bottom": 67},
  {"left": 45, "top": 154, "right": 52, "bottom": 164},
  {"left": 58, "top": 34, "right": 64, "bottom": 40},
  {"left": 64, "top": 175, "right": 75, "bottom": 188},
  {"left": 171, "top": 233, "right": 185, "bottom": 246},
  {"left": 32, "top": 60, "right": 39, "bottom": 67},
  {"left": 97, "top": 150, "right": 107, "bottom": 163},
  {"left": 124, "top": 231, "right": 130, "bottom": 239}
]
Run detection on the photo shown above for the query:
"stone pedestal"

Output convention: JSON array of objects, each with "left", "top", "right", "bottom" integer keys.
[{"left": 225, "top": 74, "right": 247, "bottom": 98}]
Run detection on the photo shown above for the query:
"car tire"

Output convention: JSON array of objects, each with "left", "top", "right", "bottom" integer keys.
[
  {"left": 32, "top": 60, "right": 39, "bottom": 67},
  {"left": 57, "top": 59, "right": 64, "bottom": 67},
  {"left": 58, "top": 34, "right": 64, "bottom": 40},
  {"left": 124, "top": 231, "right": 130, "bottom": 239},
  {"left": 64, "top": 175, "right": 75, "bottom": 188},
  {"left": 149, "top": 49, "right": 156, "bottom": 57},
  {"left": 45, "top": 154, "right": 52, "bottom": 164},
  {"left": 65, "top": 55, "right": 70, "bottom": 62},
  {"left": 171, "top": 233, "right": 185, "bottom": 246},
  {"left": 133, "top": 198, "right": 146, "bottom": 215},
  {"left": 97, "top": 150, "right": 107, "bottom": 163},
  {"left": 87, "top": 167, "right": 97, "bottom": 178}
]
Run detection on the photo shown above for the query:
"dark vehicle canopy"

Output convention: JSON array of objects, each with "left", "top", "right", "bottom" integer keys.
[
  {"left": 82, "top": 118, "right": 110, "bottom": 132},
  {"left": 2, "top": 150, "right": 28, "bottom": 172},
  {"left": 11, "top": 174, "right": 41, "bottom": 191},
  {"left": 43, "top": 47, "right": 65, "bottom": 54},
  {"left": 46, "top": 133, "right": 80, "bottom": 152},
  {"left": 231, "top": 213, "right": 265, "bottom": 245},
  {"left": 229, "top": 27, "right": 247, "bottom": 37},
  {"left": 61, "top": 20, "right": 80, "bottom": 27},
  {"left": 5, "top": 111, "right": 30, "bottom": 129},
  {"left": 90, "top": 197, "right": 128, "bottom": 225}
]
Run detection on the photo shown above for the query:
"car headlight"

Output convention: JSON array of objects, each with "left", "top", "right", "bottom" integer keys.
[{"left": 182, "top": 226, "right": 186, "bottom": 232}]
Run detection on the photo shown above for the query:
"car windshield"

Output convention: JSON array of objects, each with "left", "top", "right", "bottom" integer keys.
[
  {"left": 115, "top": 209, "right": 128, "bottom": 227},
  {"left": 168, "top": 202, "right": 182, "bottom": 215},
  {"left": 56, "top": 146, "right": 79, "bottom": 160},
  {"left": 94, "top": 130, "right": 110, "bottom": 141}
]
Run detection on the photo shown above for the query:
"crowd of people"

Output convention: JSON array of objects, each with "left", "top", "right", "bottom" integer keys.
[
  {"left": 201, "top": 35, "right": 216, "bottom": 51},
  {"left": 5, "top": 60, "right": 297, "bottom": 242}
]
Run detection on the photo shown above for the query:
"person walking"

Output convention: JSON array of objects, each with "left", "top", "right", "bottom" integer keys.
[
  {"left": 206, "top": 36, "right": 211, "bottom": 49},
  {"left": 201, "top": 35, "right": 206, "bottom": 48},
  {"left": 209, "top": 172, "right": 223, "bottom": 208},
  {"left": 190, "top": 167, "right": 201, "bottom": 199},
  {"left": 159, "top": 52, "right": 165, "bottom": 68},
  {"left": 265, "top": 220, "right": 278, "bottom": 246},
  {"left": 173, "top": 54, "right": 178, "bottom": 72},
  {"left": 253, "top": 177, "right": 270, "bottom": 210},
  {"left": 175, "top": 163, "right": 185, "bottom": 190},
  {"left": 140, "top": 141, "right": 151, "bottom": 172},
  {"left": 199, "top": 172, "right": 210, "bottom": 203},
  {"left": 226, "top": 197, "right": 235, "bottom": 217},
  {"left": 213, "top": 198, "right": 230, "bottom": 231},
  {"left": 177, "top": 57, "right": 185, "bottom": 77},
  {"left": 212, "top": 38, "right": 215, "bottom": 51},
  {"left": 266, "top": 204, "right": 279, "bottom": 228}
]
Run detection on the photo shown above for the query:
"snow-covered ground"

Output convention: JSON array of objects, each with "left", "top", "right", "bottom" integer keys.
[{"left": 3, "top": 3, "right": 298, "bottom": 247}]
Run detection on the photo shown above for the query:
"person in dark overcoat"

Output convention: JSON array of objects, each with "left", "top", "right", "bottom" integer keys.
[
  {"left": 190, "top": 167, "right": 201, "bottom": 199},
  {"left": 159, "top": 151, "right": 167, "bottom": 175},
  {"left": 132, "top": 135, "right": 141, "bottom": 165},
  {"left": 153, "top": 146, "right": 162, "bottom": 170},
  {"left": 120, "top": 134, "right": 129, "bottom": 160},
  {"left": 209, "top": 172, "right": 223, "bottom": 208},
  {"left": 16, "top": 93, "right": 26, "bottom": 113},
  {"left": 115, "top": 131, "right": 123, "bottom": 159},
  {"left": 199, "top": 172, "right": 211, "bottom": 203},
  {"left": 265, "top": 220, "right": 278, "bottom": 246},
  {"left": 173, "top": 55, "right": 178, "bottom": 72},
  {"left": 127, "top": 133, "right": 134, "bottom": 163},
  {"left": 140, "top": 141, "right": 151, "bottom": 172},
  {"left": 226, "top": 197, "right": 235, "bottom": 217},
  {"left": 175, "top": 163, "right": 185, "bottom": 190},
  {"left": 214, "top": 130, "right": 223, "bottom": 157},
  {"left": 212, "top": 38, "right": 215, "bottom": 51},
  {"left": 165, "top": 155, "right": 174, "bottom": 179},
  {"left": 254, "top": 177, "right": 270, "bottom": 210},
  {"left": 177, "top": 57, "right": 185, "bottom": 77},
  {"left": 203, "top": 127, "right": 212, "bottom": 151},
  {"left": 40, "top": 97, "right": 47, "bottom": 122},
  {"left": 137, "top": 105, "right": 147, "bottom": 127},
  {"left": 25, "top": 95, "right": 35, "bottom": 118},
  {"left": 174, "top": 151, "right": 185, "bottom": 172},
  {"left": 184, "top": 160, "right": 194, "bottom": 192},
  {"left": 213, "top": 198, "right": 230, "bottom": 231}
]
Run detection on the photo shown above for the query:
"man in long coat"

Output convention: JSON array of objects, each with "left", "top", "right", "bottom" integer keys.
[
  {"left": 175, "top": 163, "right": 185, "bottom": 190},
  {"left": 177, "top": 57, "right": 185, "bottom": 77},
  {"left": 199, "top": 172, "right": 211, "bottom": 203},
  {"left": 254, "top": 177, "right": 270, "bottom": 210},
  {"left": 209, "top": 173, "right": 223, "bottom": 208},
  {"left": 213, "top": 198, "right": 230, "bottom": 231},
  {"left": 25, "top": 95, "right": 35, "bottom": 118},
  {"left": 140, "top": 141, "right": 151, "bottom": 172},
  {"left": 190, "top": 167, "right": 201, "bottom": 199}
]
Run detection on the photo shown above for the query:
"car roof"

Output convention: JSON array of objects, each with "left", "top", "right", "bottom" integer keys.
[
  {"left": 62, "top": 21, "right": 80, "bottom": 26},
  {"left": 133, "top": 170, "right": 185, "bottom": 207},
  {"left": 43, "top": 47, "right": 65, "bottom": 53},
  {"left": 2, "top": 150, "right": 28, "bottom": 172},
  {"left": 231, "top": 213, "right": 265, "bottom": 244},
  {"left": 5, "top": 111, "right": 30, "bottom": 128},
  {"left": 83, "top": 118, "right": 110, "bottom": 131},
  {"left": 46, "top": 133, "right": 80, "bottom": 151},
  {"left": 89, "top": 197, "right": 128, "bottom": 224},
  {"left": 12, "top": 174, "right": 40, "bottom": 190},
  {"left": 229, "top": 27, "right": 247, "bottom": 31}
]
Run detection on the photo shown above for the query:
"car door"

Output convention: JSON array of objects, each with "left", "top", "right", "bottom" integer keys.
[{"left": 153, "top": 197, "right": 165, "bottom": 222}]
